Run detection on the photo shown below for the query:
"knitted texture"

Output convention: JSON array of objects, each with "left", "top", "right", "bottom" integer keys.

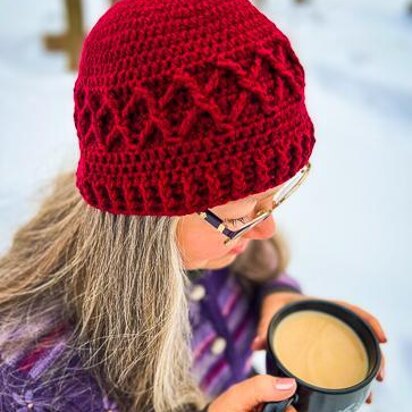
[{"left": 73, "top": 0, "right": 316, "bottom": 216}]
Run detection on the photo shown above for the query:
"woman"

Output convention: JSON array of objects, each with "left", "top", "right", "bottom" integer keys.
[{"left": 0, "top": 0, "right": 386, "bottom": 410}]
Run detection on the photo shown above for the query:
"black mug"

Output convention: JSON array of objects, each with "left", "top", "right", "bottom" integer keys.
[{"left": 263, "top": 299, "right": 381, "bottom": 412}]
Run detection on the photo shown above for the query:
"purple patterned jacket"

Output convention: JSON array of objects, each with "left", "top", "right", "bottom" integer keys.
[{"left": 0, "top": 264, "right": 302, "bottom": 411}]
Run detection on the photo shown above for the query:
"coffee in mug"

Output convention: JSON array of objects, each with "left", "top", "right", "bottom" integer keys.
[
  {"left": 263, "top": 299, "right": 381, "bottom": 412},
  {"left": 271, "top": 310, "right": 369, "bottom": 389}
]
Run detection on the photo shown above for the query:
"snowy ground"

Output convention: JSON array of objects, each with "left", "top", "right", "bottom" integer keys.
[{"left": 1, "top": 0, "right": 411, "bottom": 410}]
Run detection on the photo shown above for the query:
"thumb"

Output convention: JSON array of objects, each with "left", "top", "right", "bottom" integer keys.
[{"left": 209, "top": 375, "right": 297, "bottom": 412}]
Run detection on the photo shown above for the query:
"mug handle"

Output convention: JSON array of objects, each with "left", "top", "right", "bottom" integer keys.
[{"left": 261, "top": 393, "right": 299, "bottom": 412}]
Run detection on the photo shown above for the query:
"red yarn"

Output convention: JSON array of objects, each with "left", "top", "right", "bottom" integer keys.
[{"left": 73, "top": 0, "right": 316, "bottom": 216}]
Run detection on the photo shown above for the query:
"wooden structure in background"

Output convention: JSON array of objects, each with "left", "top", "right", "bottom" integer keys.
[
  {"left": 42, "top": 0, "right": 119, "bottom": 71},
  {"left": 43, "top": 0, "right": 85, "bottom": 71}
]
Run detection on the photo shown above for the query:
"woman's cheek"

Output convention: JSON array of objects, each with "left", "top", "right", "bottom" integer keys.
[
  {"left": 177, "top": 218, "right": 226, "bottom": 265},
  {"left": 187, "top": 234, "right": 227, "bottom": 262}
]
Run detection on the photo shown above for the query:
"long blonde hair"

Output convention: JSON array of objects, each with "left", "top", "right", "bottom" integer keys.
[
  {"left": 0, "top": 170, "right": 290, "bottom": 411},
  {"left": 0, "top": 170, "right": 205, "bottom": 411}
]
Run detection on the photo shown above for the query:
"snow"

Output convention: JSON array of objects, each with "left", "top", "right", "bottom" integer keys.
[{"left": 1, "top": 0, "right": 411, "bottom": 409}]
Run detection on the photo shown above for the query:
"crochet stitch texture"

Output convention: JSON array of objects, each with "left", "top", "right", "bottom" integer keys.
[{"left": 73, "top": 0, "right": 316, "bottom": 216}]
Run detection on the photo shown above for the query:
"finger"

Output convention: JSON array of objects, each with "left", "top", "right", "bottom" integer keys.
[
  {"left": 229, "top": 375, "right": 297, "bottom": 409},
  {"left": 377, "top": 351, "right": 385, "bottom": 381},
  {"left": 333, "top": 300, "right": 387, "bottom": 343},
  {"left": 366, "top": 391, "right": 372, "bottom": 404},
  {"left": 286, "top": 406, "right": 298, "bottom": 412}
]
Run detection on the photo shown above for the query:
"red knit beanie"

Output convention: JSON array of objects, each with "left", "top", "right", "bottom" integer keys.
[{"left": 73, "top": 0, "right": 316, "bottom": 216}]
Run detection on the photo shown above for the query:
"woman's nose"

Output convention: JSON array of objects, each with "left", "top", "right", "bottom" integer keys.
[{"left": 243, "top": 214, "right": 276, "bottom": 241}]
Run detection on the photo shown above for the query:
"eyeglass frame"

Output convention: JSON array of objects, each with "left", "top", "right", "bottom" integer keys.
[{"left": 197, "top": 162, "right": 312, "bottom": 246}]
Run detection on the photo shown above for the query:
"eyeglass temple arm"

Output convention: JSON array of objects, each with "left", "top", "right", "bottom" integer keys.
[{"left": 198, "top": 210, "right": 237, "bottom": 239}]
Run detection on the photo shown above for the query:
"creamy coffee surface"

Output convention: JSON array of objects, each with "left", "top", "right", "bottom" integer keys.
[{"left": 272, "top": 310, "right": 369, "bottom": 389}]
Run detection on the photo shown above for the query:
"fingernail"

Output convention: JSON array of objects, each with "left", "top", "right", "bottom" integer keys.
[{"left": 275, "top": 378, "right": 296, "bottom": 390}]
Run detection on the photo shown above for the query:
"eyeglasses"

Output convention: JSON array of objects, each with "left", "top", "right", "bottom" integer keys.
[{"left": 197, "top": 162, "right": 311, "bottom": 246}]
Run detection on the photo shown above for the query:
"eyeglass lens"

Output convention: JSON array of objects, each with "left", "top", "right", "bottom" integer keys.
[{"left": 224, "top": 164, "right": 310, "bottom": 241}]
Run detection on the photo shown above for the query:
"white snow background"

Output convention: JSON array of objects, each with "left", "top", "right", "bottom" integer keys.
[{"left": 0, "top": 0, "right": 411, "bottom": 410}]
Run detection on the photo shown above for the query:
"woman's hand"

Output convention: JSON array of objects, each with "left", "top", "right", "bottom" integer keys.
[
  {"left": 251, "top": 292, "right": 387, "bottom": 405},
  {"left": 207, "top": 374, "right": 298, "bottom": 412}
]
